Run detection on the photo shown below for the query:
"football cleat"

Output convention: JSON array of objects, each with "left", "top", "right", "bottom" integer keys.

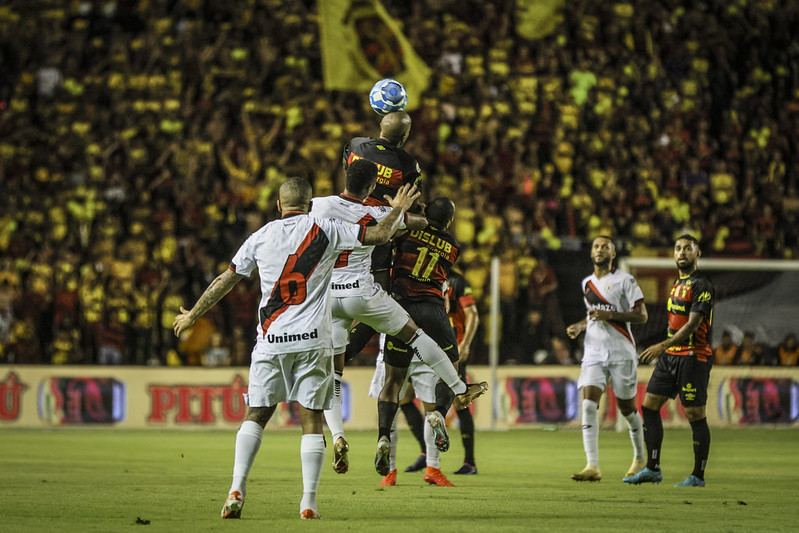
[
  {"left": 623, "top": 466, "right": 663, "bottom": 484},
  {"left": 374, "top": 436, "right": 391, "bottom": 476},
  {"left": 626, "top": 458, "right": 647, "bottom": 478},
  {"left": 424, "top": 466, "right": 454, "bottom": 487},
  {"left": 379, "top": 469, "right": 397, "bottom": 486},
  {"left": 300, "top": 509, "right": 321, "bottom": 519},
  {"left": 404, "top": 453, "right": 427, "bottom": 472},
  {"left": 221, "top": 491, "right": 244, "bottom": 519},
  {"left": 426, "top": 411, "right": 449, "bottom": 452},
  {"left": 332, "top": 437, "right": 349, "bottom": 474},
  {"left": 453, "top": 463, "right": 478, "bottom": 475},
  {"left": 674, "top": 475, "right": 705, "bottom": 487},
  {"left": 571, "top": 467, "right": 602, "bottom": 482},
  {"left": 456, "top": 382, "right": 489, "bottom": 407}
]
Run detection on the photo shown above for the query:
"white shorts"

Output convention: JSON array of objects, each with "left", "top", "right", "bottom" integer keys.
[
  {"left": 330, "top": 286, "right": 409, "bottom": 353},
  {"left": 577, "top": 359, "right": 638, "bottom": 400},
  {"left": 245, "top": 348, "right": 334, "bottom": 411},
  {"left": 368, "top": 356, "right": 437, "bottom": 404}
]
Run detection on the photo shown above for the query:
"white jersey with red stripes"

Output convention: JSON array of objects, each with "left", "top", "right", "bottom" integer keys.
[
  {"left": 310, "top": 194, "right": 405, "bottom": 297},
  {"left": 230, "top": 212, "right": 366, "bottom": 355},
  {"left": 581, "top": 268, "right": 645, "bottom": 362}
]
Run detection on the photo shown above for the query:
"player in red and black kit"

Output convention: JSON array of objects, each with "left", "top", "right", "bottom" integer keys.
[
  {"left": 379, "top": 197, "right": 488, "bottom": 484},
  {"left": 445, "top": 269, "right": 481, "bottom": 475},
  {"left": 624, "top": 234, "right": 715, "bottom": 487},
  {"left": 343, "top": 111, "right": 423, "bottom": 361}
]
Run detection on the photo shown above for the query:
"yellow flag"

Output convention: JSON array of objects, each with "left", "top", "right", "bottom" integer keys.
[{"left": 318, "top": 0, "right": 431, "bottom": 110}]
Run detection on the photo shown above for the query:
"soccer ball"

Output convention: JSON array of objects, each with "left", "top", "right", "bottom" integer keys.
[{"left": 369, "top": 79, "right": 407, "bottom": 116}]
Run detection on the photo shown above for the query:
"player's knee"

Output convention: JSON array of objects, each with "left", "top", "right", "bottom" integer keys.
[
  {"left": 246, "top": 406, "right": 275, "bottom": 427},
  {"left": 683, "top": 406, "right": 706, "bottom": 422}
]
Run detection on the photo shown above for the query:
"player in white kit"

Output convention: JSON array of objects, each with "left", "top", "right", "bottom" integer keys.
[
  {"left": 173, "top": 175, "right": 419, "bottom": 520},
  {"left": 310, "top": 159, "right": 482, "bottom": 476},
  {"left": 566, "top": 236, "right": 649, "bottom": 482}
]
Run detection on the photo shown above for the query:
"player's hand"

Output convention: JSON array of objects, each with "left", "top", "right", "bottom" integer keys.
[
  {"left": 639, "top": 342, "right": 666, "bottom": 364},
  {"left": 566, "top": 322, "right": 584, "bottom": 339},
  {"left": 172, "top": 306, "right": 196, "bottom": 337},
  {"left": 588, "top": 309, "right": 612, "bottom": 322},
  {"left": 385, "top": 183, "right": 421, "bottom": 212}
]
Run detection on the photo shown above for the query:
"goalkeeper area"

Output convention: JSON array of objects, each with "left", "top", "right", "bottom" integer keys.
[{"left": 2, "top": 428, "right": 797, "bottom": 532}]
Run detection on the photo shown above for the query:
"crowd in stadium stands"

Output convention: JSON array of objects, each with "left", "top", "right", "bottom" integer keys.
[{"left": 0, "top": 0, "right": 798, "bottom": 366}]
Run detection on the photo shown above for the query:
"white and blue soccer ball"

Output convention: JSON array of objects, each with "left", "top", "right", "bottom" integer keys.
[{"left": 369, "top": 79, "right": 408, "bottom": 116}]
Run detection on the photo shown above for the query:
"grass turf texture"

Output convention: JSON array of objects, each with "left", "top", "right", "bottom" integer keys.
[{"left": 1, "top": 428, "right": 797, "bottom": 532}]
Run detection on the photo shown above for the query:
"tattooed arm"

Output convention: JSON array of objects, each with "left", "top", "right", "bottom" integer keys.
[{"left": 173, "top": 269, "right": 245, "bottom": 337}]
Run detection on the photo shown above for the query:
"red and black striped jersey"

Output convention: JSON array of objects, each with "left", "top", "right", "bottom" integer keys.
[
  {"left": 343, "top": 137, "right": 422, "bottom": 207},
  {"left": 446, "top": 270, "right": 476, "bottom": 344},
  {"left": 391, "top": 226, "right": 460, "bottom": 302},
  {"left": 665, "top": 272, "right": 714, "bottom": 360}
]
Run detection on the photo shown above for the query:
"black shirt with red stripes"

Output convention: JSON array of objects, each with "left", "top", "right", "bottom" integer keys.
[
  {"left": 665, "top": 272, "right": 714, "bottom": 360},
  {"left": 343, "top": 137, "right": 422, "bottom": 207},
  {"left": 391, "top": 225, "right": 461, "bottom": 303}
]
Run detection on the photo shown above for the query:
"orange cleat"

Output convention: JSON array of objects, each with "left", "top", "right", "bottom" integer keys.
[
  {"left": 221, "top": 491, "right": 244, "bottom": 519},
  {"left": 423, "top": 466, "right": 454, "bottom": 487},
  {"left": 379, "top": 469, "right": 397, "bottom": 486},
  {"left": 300, "top": 509, "right": 321, "bottom": 519}
]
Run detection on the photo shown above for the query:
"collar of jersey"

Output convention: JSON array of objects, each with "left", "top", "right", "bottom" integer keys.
[
  {"left": 281, "top": 211, "right": 306, "bottom": 218},
  {"left": 339, "top": 193, "right": 365, "bottom": 204}
]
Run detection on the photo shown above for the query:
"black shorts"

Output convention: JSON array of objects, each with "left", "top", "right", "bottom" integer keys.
[
  {"left": 384, "top": 299, "right": 458, "bottom": 368},
  {"left": 371, "top": 243, "right": 392, "bottom": 273},
  {"left": 646, "top": 353, "right": 712, "bottom": 407}
]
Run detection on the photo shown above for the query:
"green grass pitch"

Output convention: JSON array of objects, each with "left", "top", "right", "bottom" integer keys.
[{"left": 1, "top": 427, "right": 797, "bottom": 532}]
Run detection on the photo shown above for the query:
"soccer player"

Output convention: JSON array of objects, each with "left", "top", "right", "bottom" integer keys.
[
  {"left": 172, "top": 176, "right": 419, "bottom": 520},
  {"left": 342, "top": 111, "right": 422, "bottom": 353},
  {"left": 624, "top": 234, "right": 715, "bottom": 487},
  {"left": 381, "top": 197, "right": 488, "bottom": 486},
  {"left": 566, "top": 236, "right": 648, "bottom": 482},
  {"left": 309, "top": 159, "right": 475, "bottom": 475},
  {"left": 406, "top": 267, "right": 482, "bottom": 475}
]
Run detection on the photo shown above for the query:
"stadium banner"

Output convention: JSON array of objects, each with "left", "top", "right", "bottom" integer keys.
[
  {"left": 1, "top": 366, "right": 797, "bottom": 430},
  {"left": 317, "top": 0, "right": 430, "bottom": 110}
]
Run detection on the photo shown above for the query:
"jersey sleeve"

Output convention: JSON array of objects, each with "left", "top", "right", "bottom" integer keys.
[
  {"left": 368, "top": 205, "right": 405, "bottom": 230},
  {"left": 230, "top": 233, "right": 258, "bottom": 276},
  {"left": 690, "top": 276, "right": 714, "bottom": 317},
  {"left": 624, "top": 276, "right": 646, "bottom": 308},
  {"left": 322, "top": 217, "right": 366, "bottom": 252}
]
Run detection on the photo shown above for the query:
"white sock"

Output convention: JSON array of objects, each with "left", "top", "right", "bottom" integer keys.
[
  {"left": 423, "top": 415, "right": 440, "bottom": 468},
  {"left": 323, "top": 372, "right": 345, "bottom": 443},
  {"left": 581, "top": 399, "right": 599, "bottom": 469},
  {"left": 624, "top": 410, "right": 645, "bottom": 460},
  {"left": 409, "top": 329, "right": 466, "bottom": 394},
  {"left": 389, "top": 411, "right": 399, "bottom": 471},
  {"left": 230, "top": 420, "right": 263, "bottom": 497},
  {"left": 299, "top": 434, "right": 325, "bottom": 513}
]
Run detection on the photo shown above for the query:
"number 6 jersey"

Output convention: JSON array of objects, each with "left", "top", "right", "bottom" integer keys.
[{"left": 230, "top": 212, "right": 366, "bottom": 354}]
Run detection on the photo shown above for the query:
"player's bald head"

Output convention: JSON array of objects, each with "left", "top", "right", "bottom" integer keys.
[
  {"left": 278, "top": 176, "right": 313, "bottom": 213},
  {"left": 379, "top": 111, "right": 412, "bottom": 147}
]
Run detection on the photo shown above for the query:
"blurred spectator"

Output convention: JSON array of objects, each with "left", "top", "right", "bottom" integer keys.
[
  {"left": 713, "top": 330, "right": 738, "bottom": 365},
  {"left": 778, "top": 333, "right": 799, "bottom": 366},
  {"left": 734, "top": 332, "right": 763, "bottom": 366}
]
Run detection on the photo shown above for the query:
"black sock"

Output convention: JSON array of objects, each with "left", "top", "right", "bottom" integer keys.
[
  {"left": 434, "top": 380, "right": 455, "bottom": 417},
  {"left": 689, "top": 418, "right": 710, "bottom": 480},
  {"left": 401, "top": 402, "right": 426, "bottom": 453},
  {"left": 456, "top": 408, "right": 475, "bottom": 465},
  {"left": 377, "top": 401, "right": 398, "bottom": 441},
  {"left": 642, "top": 406, "right": 663, "bottom": 471},
  {"left": 344, "top": 322, "right": 377, "bottom": 363}
]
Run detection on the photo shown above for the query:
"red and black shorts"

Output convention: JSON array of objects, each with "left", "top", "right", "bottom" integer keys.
[{"left": 646, "top": 352, "right": 712, "bottom": 407}]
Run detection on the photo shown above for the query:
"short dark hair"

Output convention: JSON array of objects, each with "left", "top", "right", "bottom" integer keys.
[
  {"left": 346, "top": 159, "right": 378, "bottom": 196},
  {"left": 676, "top": 233, "right": 700, "bottom": 247},
  {"left": 425, "top": 197, "right": 455, "bottom": 228}
]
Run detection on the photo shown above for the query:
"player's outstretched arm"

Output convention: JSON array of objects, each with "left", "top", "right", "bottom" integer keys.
[
  {"left": 173, "top": 269, "right": 244, "bottom": 337},
  {"left": 363, "top": 183, "right": 421, "bottom": 245}
]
